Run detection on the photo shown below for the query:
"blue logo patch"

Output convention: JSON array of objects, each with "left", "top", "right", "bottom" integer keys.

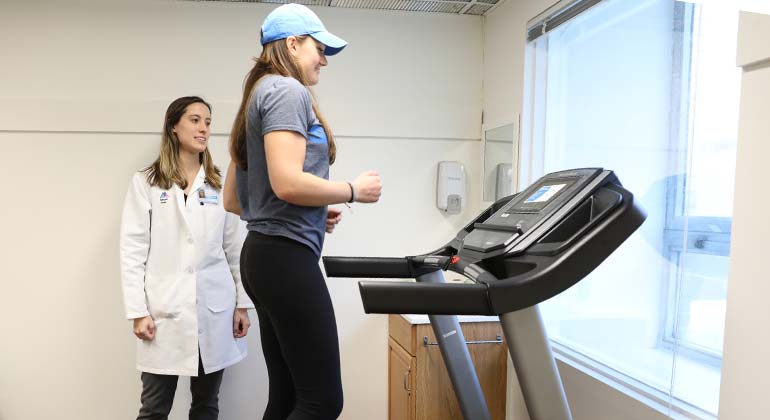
[
  {"left": 308, "top": 125, "right": 327, "bottom": 144},
  {"left": 160, "top": 192, "right": 169, "bottom": 204}
]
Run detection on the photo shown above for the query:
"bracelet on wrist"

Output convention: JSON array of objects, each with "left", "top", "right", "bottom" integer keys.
[{"left": 347, "top": 182, "right": 355, "bottom": 203}]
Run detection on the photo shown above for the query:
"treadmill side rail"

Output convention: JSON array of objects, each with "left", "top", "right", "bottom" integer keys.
[
  {"left": 358, "top": 281, "right": 493, "bottom": 315},
  {"left": 323, "top": 256, "right": 413, "bottom": 278}
]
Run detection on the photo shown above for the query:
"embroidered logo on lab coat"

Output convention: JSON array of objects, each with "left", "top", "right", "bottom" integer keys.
[{"left": 160, "top": 192, "right": 169, "bottom": 204}]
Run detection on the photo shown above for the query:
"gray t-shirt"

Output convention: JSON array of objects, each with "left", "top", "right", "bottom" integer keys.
[{"left": 235, "top": 74, "right": 329, "bottom": 257}]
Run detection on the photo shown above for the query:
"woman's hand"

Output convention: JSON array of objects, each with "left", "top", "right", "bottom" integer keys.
[
  {"left": 233, "top": 308, "right": 251, "bottom": 338},
  {"left": 352, "top": 171, "right": 382, "bottom": 203},
  {"left": 133, "top": 316, "right": 156, "bottom": 341},
  {"left": 326, "top": 208, "right": 343, "bottom": 233}
]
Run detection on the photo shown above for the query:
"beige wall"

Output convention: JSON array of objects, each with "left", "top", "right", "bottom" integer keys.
[
  {"left": 718, "top": 11, "right": 770, "bottom": 420},
  {"left": 0, "top": 0, "right": 483, "bottom": 138},
  {"left": 735, "top": 10, "right": 770, "bottom": 67},
  {"left": 482, "top": 0, "right": 553, "bottom": 133},
  {"left": 0, "top": 1, "right": 483, "bottom": 419}
]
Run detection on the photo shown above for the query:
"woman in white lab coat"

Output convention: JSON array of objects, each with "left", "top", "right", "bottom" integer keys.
[{"left": 120, "top": 96, "right": 253, "bottom": 420}]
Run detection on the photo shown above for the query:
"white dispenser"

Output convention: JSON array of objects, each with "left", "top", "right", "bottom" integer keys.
[
  {"left": 437, "top": 161, "right": 466, "bottom": 214},
  {"left": 495, "top": 163, "right": 513, "bottom": 200}
]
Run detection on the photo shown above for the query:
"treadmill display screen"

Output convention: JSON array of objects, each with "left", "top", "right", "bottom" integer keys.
[
  {"left": 506, "top": 177, "right": 577, "bottom": 214},
  {"left": 524, "top": 183, "right": 566, "bottom": 203}
]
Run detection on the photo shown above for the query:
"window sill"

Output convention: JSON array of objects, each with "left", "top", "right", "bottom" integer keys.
[{"left": 551, "top": 339, "right": 718, "bottom": 420}]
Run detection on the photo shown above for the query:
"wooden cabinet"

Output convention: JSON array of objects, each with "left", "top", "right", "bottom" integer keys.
[
  {"left": 389, "top": 336, "right": 416, "bottom": 420},
  {"left": 388, "top": 314, "right": 507, "bottom": 420}
]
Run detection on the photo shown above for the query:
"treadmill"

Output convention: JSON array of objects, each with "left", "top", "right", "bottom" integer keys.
[{"left": 323, "top": 168, "right": 646, "bottom": 420}]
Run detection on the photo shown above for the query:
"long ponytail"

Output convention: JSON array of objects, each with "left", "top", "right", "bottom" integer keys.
[{"left": 229, "top": 36, "right": 336, "bottom": 170}]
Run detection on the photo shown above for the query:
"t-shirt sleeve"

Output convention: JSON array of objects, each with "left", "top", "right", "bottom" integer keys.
[{"left": 259, "top": 78, "right": 313, "bottom": 139}]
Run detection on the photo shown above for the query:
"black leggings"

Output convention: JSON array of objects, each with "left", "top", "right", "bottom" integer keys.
[{"left": 241, "top": 232, "right": 343, "bottom": 420}]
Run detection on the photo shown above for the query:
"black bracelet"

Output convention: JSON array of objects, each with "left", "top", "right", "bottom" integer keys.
[{"left": 347, "top": 182, "right": 355, "bottom": 203}]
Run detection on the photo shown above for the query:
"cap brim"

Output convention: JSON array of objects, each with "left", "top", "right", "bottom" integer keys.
[{"left": 309, "top": 31, "right": 347, "bottom": 56}]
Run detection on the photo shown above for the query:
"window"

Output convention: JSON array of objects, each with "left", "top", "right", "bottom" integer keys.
[{"left": 520, "top": 0, "right": 740, "bottom": 417}]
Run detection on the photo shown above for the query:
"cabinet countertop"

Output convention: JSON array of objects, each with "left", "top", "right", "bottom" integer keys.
[{"left": 398, "top": 314, "right": 500, "bottom": 325}]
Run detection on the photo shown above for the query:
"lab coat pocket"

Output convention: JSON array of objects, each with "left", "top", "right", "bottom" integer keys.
[
  {"left": 204, "top": 269, "right": 236, "bottom": 313},
  {"left": 145, "top": 274, "right": 184, "bottom": 318},
  {"left": 204, "top": 210, "right": 226, "bottom": 246}
]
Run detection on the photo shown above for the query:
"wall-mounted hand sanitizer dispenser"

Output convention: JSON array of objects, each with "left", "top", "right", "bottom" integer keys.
[{"left": 437, "top": 161, "right": 465, "bottom": 215}]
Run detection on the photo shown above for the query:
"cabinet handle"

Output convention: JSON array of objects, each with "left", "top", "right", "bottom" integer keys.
[
  {"left": 422, "top": 335, "right": 503, "bottom": 347},
  {"left": 403, "top": 370, "right": 411, "bottom": 392}
]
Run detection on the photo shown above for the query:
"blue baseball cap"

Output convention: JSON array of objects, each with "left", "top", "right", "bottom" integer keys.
[{"left": 261, "top": 4, "right": 347, "bottom": 56}]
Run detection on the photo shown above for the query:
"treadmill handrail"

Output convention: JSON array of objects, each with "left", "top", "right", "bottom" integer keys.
[
  {"left": 358, "top": 281, "right": 494, "bottom": 315},
  {"left": 324, "top": 254, "right": 500, "bottom": 284},
  {"left": 324, "top": 255, "right": 500, "bottom": 315},
  {"left": 322, "top": 256, "right": 413, "bottom": 278}
]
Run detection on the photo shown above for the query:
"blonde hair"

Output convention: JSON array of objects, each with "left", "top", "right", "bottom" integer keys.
[
  {"left": 144, "top": 96, "right": 222, "bottom": 190},
  {"left": 230, "top": 35, "right": 336, "bottom": 170}
]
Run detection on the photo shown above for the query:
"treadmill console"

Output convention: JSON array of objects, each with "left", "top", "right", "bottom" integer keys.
[
  {"left": 323, "top": 165, "right": 647, "bottom": 314},
  {"left": 460, "top": 168, "right": 604, "bottom": 253}
]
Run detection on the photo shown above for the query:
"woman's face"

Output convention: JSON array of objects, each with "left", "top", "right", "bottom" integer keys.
[
  {"left": 173, "top": 102, "right": 211, "bottom": 155},
  {"left": 291, "top": 36, "right": 328, "bottom": 86}
]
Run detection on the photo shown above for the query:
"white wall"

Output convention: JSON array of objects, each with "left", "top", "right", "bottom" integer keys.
[
  {"left": 0, "top": 1, "right": 483, "bottom": 419},
  {"left": 718, "top": 11, "right": 770, "bottom": 420},
  {"left": 482, "top": 0, "right": 553, "bottom": 132}
]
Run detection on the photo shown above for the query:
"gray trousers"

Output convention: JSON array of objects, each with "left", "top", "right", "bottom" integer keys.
[{"left": 136, "top": 356, "right": 224, "bottom": 420}]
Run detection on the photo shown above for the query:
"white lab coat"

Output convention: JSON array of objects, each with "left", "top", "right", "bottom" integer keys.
[{"left": 120, "top": 167, "right": 253, "bottom": 376}]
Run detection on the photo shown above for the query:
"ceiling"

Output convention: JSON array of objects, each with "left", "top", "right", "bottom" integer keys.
[{"left": 183, "top": 0, "right": 504, "bottom": 16}]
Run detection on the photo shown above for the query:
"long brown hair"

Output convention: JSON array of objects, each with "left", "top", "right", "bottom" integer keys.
[
  {"left": 229, "top": 35, "right": 336, "bottom": 170},
  {"left": 143, "top": 96, "right": 222, "bottom": 190}
]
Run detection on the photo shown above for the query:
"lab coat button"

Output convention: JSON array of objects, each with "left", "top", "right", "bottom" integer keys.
[
  {"left": 186, "top": 267, "right": 194, "bottom": 274},
  {"left": 198, "top": 329, "right": 203, "bottom": 335},
  {"left": 187, "top": 237, "right": 194, "bottom": 244}
]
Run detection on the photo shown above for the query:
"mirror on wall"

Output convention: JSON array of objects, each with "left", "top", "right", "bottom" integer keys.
[{"left": 482, "top": 122, "right": 518, "bottom": 202}]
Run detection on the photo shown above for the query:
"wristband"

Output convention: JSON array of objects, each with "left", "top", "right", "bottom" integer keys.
[{"left": 347, "top": 182, "right": 356, "bottom": 203}]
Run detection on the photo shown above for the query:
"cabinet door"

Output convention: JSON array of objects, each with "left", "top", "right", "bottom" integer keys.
[
  {"left": 389, "top": 337, "right": 416, "bottom": 420},
  {"left": 415, "top": 322, "right": 507, "bottom": 420}
]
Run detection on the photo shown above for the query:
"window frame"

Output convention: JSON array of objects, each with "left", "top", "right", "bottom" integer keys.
[
  {"left": 521, "top": 0, "right": 737, "bottom": 417},
  {"left": 658, "top": 2, "right": 733, "bottom": 363}
]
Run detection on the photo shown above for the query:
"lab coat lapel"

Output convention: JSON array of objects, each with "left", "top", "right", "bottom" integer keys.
[
  {"left": 188, "top": 166, "right": 206, "bottom": 199},
  {"left": 175, "top": 166, "right": 206, "bottom": 234}
]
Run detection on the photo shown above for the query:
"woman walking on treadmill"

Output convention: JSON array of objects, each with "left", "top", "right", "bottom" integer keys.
[{"left": 224, "top": 4, "right": 382, "bottom": 419}]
